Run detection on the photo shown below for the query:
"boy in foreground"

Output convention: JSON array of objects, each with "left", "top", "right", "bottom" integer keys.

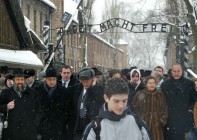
[{"left": 82, "top": 78, "right": 151, "bottom": 140}]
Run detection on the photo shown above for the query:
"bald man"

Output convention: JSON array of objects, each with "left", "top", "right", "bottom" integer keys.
[{"left": 161, "top": 64, "right": 197, "bottom": 140}]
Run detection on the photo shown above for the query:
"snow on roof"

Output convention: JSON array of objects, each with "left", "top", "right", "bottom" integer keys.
[
  {"left": 91, "top": 34, "right": 124, "bottom": 52},
  {"left": 41, "top": 0, "right": 56, "bottom": 9},
  {"left": 24, "top": 16, "right": 31, "bottom": 32},
  {"left": 24, "top": 16, "right": 47, "bottom": 50},
  {"left": 115, "top": 39, "right": 128, "bottom": 45},
  {"left": 0, "top": 49, "right": 43, "bottom": 68},
  {"left": 91, "top": 34, "right": 115, "bottom": 49},
  {"left": 117, "top": 48, "right": 124, "bottom": 53}
]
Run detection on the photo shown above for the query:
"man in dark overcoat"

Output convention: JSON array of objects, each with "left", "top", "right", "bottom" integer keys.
[
  {"left": 0, "top": 68, "right": 37, "bottom": 140},
  {"left": 35, "top": 68, "right": 70, "bottom": 140},
  {"left": 58, "top": 65, "right": 78, "bottom": 89},
  {"left": 24, "top": 69, "right": 42, "bottom": 89},
  {"left": 161, "top": 64, "right": 197, "bottom": 140},
  {"left": 67, "top": 68, "right": 104, "bottom": 140}
]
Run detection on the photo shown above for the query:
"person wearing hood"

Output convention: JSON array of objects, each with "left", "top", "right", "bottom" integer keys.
[
  {"left": 128, "top": 69, "right": 145, "bottom": 104},
  {"left": 82, "top": 78, "right": 151, "bottom": 140},
  {"left": 132, "top": 76, "right": 168, "bottom": 140},
  {"left": 161, "top": 64, "right": 197, "bottom": 140}
]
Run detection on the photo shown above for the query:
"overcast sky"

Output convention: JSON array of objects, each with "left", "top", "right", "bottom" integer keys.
[{"left": 92, "top": 0, "right": 164, "bottom": 23}]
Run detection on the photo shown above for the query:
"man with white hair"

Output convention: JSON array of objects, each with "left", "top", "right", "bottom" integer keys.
[{"left": 161, "top": 64, "right": 197, "bottom": 140}]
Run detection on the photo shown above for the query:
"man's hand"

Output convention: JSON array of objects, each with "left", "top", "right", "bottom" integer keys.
[{"left": 7, "top": 100, "right": 15, "bottom": 110}]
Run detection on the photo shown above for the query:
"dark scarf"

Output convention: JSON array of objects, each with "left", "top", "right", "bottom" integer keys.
[
  {"left": 98, "top": 103, "right": 131, "bottom": 121},
  {"left": 43, "top": 82, "right": 57, "bottom": 97}
]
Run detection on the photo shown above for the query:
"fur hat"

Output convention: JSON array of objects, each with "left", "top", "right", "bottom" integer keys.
[
  {"left": 45, "top": 68, "right": 58, "bottom": 77},
  {"left": 24, "top": 69, "right": 35, "bottom": 78},
  {"left": 78, "top": 68, "right": 95, "bottom": 80}
]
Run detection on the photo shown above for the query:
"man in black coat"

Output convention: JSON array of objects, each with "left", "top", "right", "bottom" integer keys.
[
  {"left": 58, "top": 65, "right": 78, "bottom": 89},
  {"left": 24, "top": 69, "right": 42, "bottom": 89},
  {"left": 35, "top": 68, "right": 70, "bottom": 140},
  {"left": 68, "top": 68, "right": 104, "bottom": 140},
  {"left": 0, "top": 68, "right": 37, "bottom": 140},
  {"left": 161, "top": 64, "right": 197, "bottom": 140}
]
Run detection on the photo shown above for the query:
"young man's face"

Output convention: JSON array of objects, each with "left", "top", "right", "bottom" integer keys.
[
  {"left": 155, "top": 68, "right": 163, "bottom": 76},
  {"left": 61, "top": 68, "right": 71, "bottom": 81},
  {"left": 104, "top": 94, "right": 128, "bottom": 115}
]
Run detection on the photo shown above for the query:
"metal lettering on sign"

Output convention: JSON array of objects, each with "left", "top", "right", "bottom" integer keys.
[{"left": 61, "top": 18, "right": 176, "bottom": 35}]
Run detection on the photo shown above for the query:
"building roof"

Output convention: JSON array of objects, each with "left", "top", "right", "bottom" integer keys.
[
  {"left": 24, "top": 16, "right": 47, "bottom": 52},
  {"left": 0, "top": 49, "right": 43, "bottom": 68},
  {"left": 114, "top": 39, "right": 128, "bottom": 45},
  {"left": 90, "top": 34, "right": 115, "bottom": 49},
  {"left": 4, "top": 0, "right": 33, "bottom": 49},
  {"left": 41, "top": 0, "right": 56, "bottom": 9}
]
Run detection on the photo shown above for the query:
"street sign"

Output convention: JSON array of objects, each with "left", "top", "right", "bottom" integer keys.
[{"left": 61, "top": 11, "right": 72, "bottom": 24}]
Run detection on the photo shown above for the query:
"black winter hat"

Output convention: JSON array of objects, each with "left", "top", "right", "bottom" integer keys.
[
  {"left": 139, "top": 69, "right": 145, "bottom": 77},
  {"left": 24, "top": 69, "right": 35, "bottom": 78},
  {"left": 91, "top": 67, "right": 103, "bottom": 76},
  {"left": 13, "top": 68, "right": 25, "bottom": 77},
  {"left": 45, "top": 68, "right": 58, "bottom": 77},
  {"left": 129, "top": 66, "right": 137, "bottom": 71},
  {"left": 5, "top": 73, "right": 14, "bottom": 80},
  {"left": 0, "top": 66, "right": 8, "bottom": 74},
  {"left": 121, "top": 68, "right": 130, "bottom": 75},
  {"left": 143, "top": 70, "right": 152, "bottom": 77}
]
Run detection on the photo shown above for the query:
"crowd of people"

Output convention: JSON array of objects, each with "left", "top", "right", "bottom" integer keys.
[{"left": 0, "top": 64, "right": 196, "bottom": 140}]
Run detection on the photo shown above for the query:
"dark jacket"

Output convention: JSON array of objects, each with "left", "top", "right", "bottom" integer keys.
[
  {"left": 35, "top": 83, "right": 70, "bottom": 140},
  {"left": 67, "top": 83, "right": 104, "bottom": 139},
  {"left": 27, "top": 80, "right": 42, "bottom": 89},
  {"left": 189, "top": 127, "right": 197, "bottom": 140},
  {"left": 128, "top": 82, "right": 145, "bottom": 105},
  {"left": 58, "top": 74, "right": 79, "bottom": 89},
  {"left": 82, "top": 103, "right": 152, "bottom": 140},
  {"left": 0, "top": 87, "right": 37, "bottom": 140},
  {"left": 161, "top": 76, "right": 197, "bottom": 140}
]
